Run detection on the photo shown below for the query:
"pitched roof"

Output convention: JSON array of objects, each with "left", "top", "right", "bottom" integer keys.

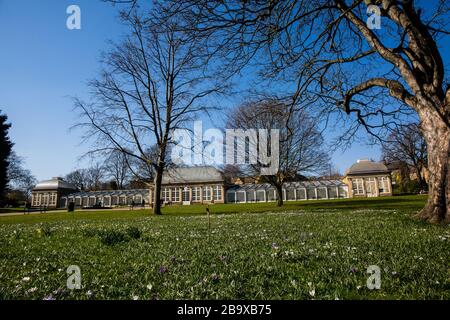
[
  {"left": 161, "top": 166, "right": 224, "bottom": 184},
  {"left": 63, "top": 189, "right": 149, "bottom": 198},
  {"left": 33, "top": 177, "right": 78, "bottom": 191},
  {"left": 345, "top": 159, "right": 390, "bottom": 176}
]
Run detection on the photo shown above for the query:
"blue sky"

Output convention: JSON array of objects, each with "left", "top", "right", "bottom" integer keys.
[
  {"left": 1, "top": 0, "right": 447, "bottom": 181},
  {"left": 0, "top": 0, "right": 128, "bottom": 180}
]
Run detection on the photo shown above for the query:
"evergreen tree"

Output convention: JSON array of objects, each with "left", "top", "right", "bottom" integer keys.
[{"left": 0, "top": 111, "right": 13, "bottom": 202}]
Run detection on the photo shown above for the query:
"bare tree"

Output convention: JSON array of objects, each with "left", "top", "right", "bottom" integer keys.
[
  {"left": 7, "top": 151, "right": 37, "bottom": 202},
  {"left": 65, "top": 169, "right": 87, "bottom": 191},
  {"left": 103, "top": 150, "right": 131, "bottom": 190},
  {"left": 227, "top": 99, "right": 330, "bottom": 206},
  {"left": 7, "top": 152, "right": 28, "bottom": 183},
  {"left": 382, "top": 123, "right": 428, "bottom": 190},
  {"left": 74, "top": 11, "right": 223, "bottom": 214},
  {"left": 84, "top": 163, "right": 106, "bottom": 191},
  {"left": 65, "top": 164, "right": 105, "bottom": 191},
  {"left": 143, "top": 0, "right": 450, "bottom": 223},
  {"left": 220, "top": 164, "right": 243, "bottom": 184}
]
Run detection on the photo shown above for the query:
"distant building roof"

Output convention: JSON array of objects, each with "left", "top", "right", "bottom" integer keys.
[
  {"left": 33, "top": 177, "right": 78, "bottom": 191},
  {"left": 63, "top": 189, "right": 149, "bottom": 198},
  {"left": 345, "top": 159, "right": 390, "bottom": 176},
  {"left": 161, "top": 166, "right": 224, "bottom": 185},
  {"left": 227, "top": 180, "right": 346, "bottom": 192}
]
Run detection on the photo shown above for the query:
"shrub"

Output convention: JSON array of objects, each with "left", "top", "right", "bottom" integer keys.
[
  {"left": 98, "top": 230, "right": 128, "bottom": 246},
  {"left": 125, "top": 226, "right": 142, "bottom": 239},
  {"left": 395, "top": 180, "right": 421, "bottom": 195}
]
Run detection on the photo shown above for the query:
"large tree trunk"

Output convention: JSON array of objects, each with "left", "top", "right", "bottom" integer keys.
[
  {"left": 153, "top": 164, "right": 164, "bottom": 215},
  {"left": 416, "top": 108, "right": 450, "bottom": 224}
]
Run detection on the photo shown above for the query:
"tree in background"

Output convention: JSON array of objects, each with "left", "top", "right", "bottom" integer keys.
[
  {"left": 382, "top": 123, "right": 428, "bottom": 192},
  {"left": 0, "top": 111, "right": 13, "bottom": 204},
  {"left": 103, "top": 150, "right": 131, "bottom": 190},
  {"left": 84, "top": 163, "right": 105, "bottom": 191},
  {"left": 65, "top": 169, "right": 87, "bottom": 191},
  {"left": 7, "top": 151, "right": 37, "bottom": 204},
  {"left": 75, "top": 11, "right": 223, "bottom": 215},
  {"left": 227, "top": 99, "right": 330, "bottom": 206},
  {"left": 322, "top": 165, "right": 343, "bottom": 180},
  {"left": 220, "top": 164, "right": 243, "bottom": 184},
  {"left": 65, "top": 164, "right": 105, "bottom": 192}
]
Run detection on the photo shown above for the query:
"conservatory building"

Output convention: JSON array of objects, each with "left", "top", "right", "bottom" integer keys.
[
  {"left": 225, "top": 180, "right": 348, "bottom": 203},
  {"left": 343, "top": 159, "right": 392, "bottom": 197},
  {"left": 35, "top": 160, "right": 391, "bottom": 209},
  {"left": 31, "top": 177, "right": 78, "bottom": 208},
  {"left": 60, "top": 189, "right": 151, "bottom": 209},
  {"left": 59, "top": 166, "right": 226, "bottom": 209}
]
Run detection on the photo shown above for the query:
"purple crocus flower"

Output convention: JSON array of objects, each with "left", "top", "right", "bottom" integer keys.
[
  {"left": 349, "top": 267, "right": 358, "bottom": 274},
  {"left": 159, "top": 266, "right": 168, "bottom": 274},
  {"left": 211, "top": 274, "right": 220, "bottom": 283}
]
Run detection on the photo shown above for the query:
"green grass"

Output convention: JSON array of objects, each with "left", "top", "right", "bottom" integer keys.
[
  {"left": 0, "top": 207, "right": 63, "bottom": 215},
  {"left": 0, "top": 208, "right": 24, "bottom": 214},
  {"left": 0, "top": 195, "right": 449, "bottom": 300},
  {"left": 0, "top": 195, "right": 428, "bottom": 225}
]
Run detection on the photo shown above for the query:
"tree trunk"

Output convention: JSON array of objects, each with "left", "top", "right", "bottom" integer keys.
[
  {"left": 275, "top": 184, "right": 284, "bottom": 207},
  {"left": 416, "top": 109, "right": 450, "bottom": 224},
  {"left": 153, "top": 165, "right": 164, "bottom": 215},
  {"left": 416, "top": 170, "right": 428, "bottom": 192}
]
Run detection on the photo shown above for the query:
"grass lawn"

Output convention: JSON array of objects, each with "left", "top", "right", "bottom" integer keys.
[
  {"left": 0, "top": 195, "right": 449, "bottom": 300},
  {"left": 0, "top": 208, "right": 25, "bottom": 214}
]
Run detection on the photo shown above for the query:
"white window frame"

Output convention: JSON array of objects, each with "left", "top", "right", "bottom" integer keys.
[
  {"left": 353, "top": 178, "right": 364, "bottom": 195},
  {"left": 50, "top": 193, "right": 57, "bottom": 206},
  {"left": 162, "top": 188, "right": 170, "bottom": 202},
  {"left": 378, "top": 177, "right": 390, "bottom": 193},
  {"left": 213, "top": 185, "right": 222, "bottom": 201},
  {"left": 192, "top": 187, "right": 200, "bottom": 202},
  {"left": 171, "top": 188, "right": 180, "bottom": 202},
  {"left": 203, "top": 186, "right": 212, "bottom": 201}
]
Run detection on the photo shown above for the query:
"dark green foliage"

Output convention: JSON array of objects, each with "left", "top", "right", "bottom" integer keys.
[
  {"left": 98, "top": 230, "right": 128, "bottom": 246},
  {"left": 125, "top": 226, "right": 142, "bottom": 239},
  {"left": 0, "top": 111, "right": 13, "bottom": 202},
  {"left": 393, "top": 180, "right": 423, "bottom": 195}
]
